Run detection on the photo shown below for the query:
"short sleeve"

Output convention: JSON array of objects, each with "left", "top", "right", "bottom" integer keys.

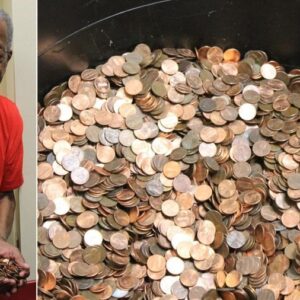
[{"left": 0, "top": 104, "right": 24, "bottom": 191}]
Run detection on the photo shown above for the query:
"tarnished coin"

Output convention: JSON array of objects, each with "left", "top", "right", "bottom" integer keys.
[{"left": 253, "top": 140, "right": 271, "bottom": 157}]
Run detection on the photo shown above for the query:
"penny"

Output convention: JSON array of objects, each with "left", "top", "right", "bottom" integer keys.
[
  {"left": 85, "top": 125, "right": 100, "bottom": 143},
  {"left": 180, "top": 269, "right": 199, "bottom": 287},
  {"left": 199, "top": 142, "right": 217, "bottom": 157},
  {"left": 253, "top": 140, "right": 271, "bottom": 157},
  {"left": 166, "top": 257, "right": 185, "bottom": 275},
  {"left": 53, "top": 197, "right": 70, "bottom": 215},
  {"left": 43, "top": 105, "right": 60, "bottom": 123},
  {"left": 38, "top": 162, "right": 53, "bottom": 180},
  {"left": 176, "top": 193, "right": 194, "bottom": 210},
  {"left": 162, "top": 200, "right": 180, "bottom": 217},
  {"left": 119, "top": 129, "right": 135, "bottom": 146},
  {"left": 230, "top": 143, "right": 251, "bottom": 162},
  {"left": 163, "top": 161, "right": 181, "bottom": 178},
  {"left": 200, "top": 127, "right": 218, "bottom": 143},
  {"left": 177, "top": 240, "right": 193, "bottom": 259},
  {"left": 226, "top": 230, "right": 246, "bottom": 249},
  {"left": 194, "top": 184, "right": 213, "bottom": 201},
  {"left": 190, "top": 242, "right": 210, "bottom": 261},
  {"left": 173, "top": 174, "right": 191, "bottom": 193},
  {"left": 38, "top": 43, "right": 300, "bottom": 299},
  {"left": 71, "top": 167, "right": 89, "bottom": 185},
  {"left": 199, "top": 97, "right": 217, "bottom": 112},
  {"left": 268, "top": 272, "right": 286, "bottom": 291},
  {"left": 281, "top": 209, "right": 300, "bottom": 228},
  {"left": 147, "top": 255, "right": 166, "bottom": 273},
  {"left": 238, "top": 103, "right": 257, "bottom": 120},
  {"left": 218, "top": 179, "right": 236, "bottom": 198},
  {"left": 52, "top": 231, "right": 70, "bottom": 249},
  {"left": 223, "top": 48, "right": 241, "bottom": 62},
  {"left": 126, "top": 113, "right": 143, "bottom": 130},
  {"left": 207, "top": 46, "right": 223, "bottom": 64},
  {"left": 189, "top": 287, "right": 207, "bottom": 300},
  {"left": 243, "top": 190, "right": 262, "bottom": 205},
  {"left": 113, "top": 209, "right": 130, "bottom": 227},
  {"left": 281, "top": 276, "right": 295, "bottom": 295},
  {"left": 260, "top": 205, "right": 278, "bottom": 221},
  {"left": 146, "top": 179, "right": 164, "bottom": 197},
  {"left": 171, "top": 280, "right": 188, "bottom": 299},
  {"left": 152, "top": 81, "right": 167, "bottom": 97},
  {"left": 257, "top": 289, "right": 275, "bottom": 300},
  {"left": 124, "top": 79, "right": 143, "bottom": 95},
  {"left": 233, "top": 161, "right": 252, "bottom": 178},
  {"left": 76, "top": 211, "right": 99, "bottom": 229},
  {"left": 147, "top": 268, "right": 166, "bottom": 281},
  {"left": 96, "top": 145, "right": 115, "bottom": 163},
  {"left": 61, "top": 153, "right": 80, "bottom": 171},
  {"left": 122, "top": 61, "right": 140, "bottom": 74},
  {"left": 287, "top": 173, "right": 300, "bottom": 189},
  {"left": 68, "top": 230, "right": 82, "bottom": 248},
  {"left": 161, "top": 59, "right": 179, "bottom": 75},
  {"left": 236, "top": 256, "right": 259, "bottom": 275},
  {"left": 72, "top": 94, "right": 90, "bottom": 111},
  {"left": 226, "top": 270, "right": 242, "bottom": 288},
  {"left": 261, "top": 63, "right": 277, "bottom": 79},
  {"left": 84, "top": 229, "right": 103, "bottom": 246},
  {"left": 219, "top": 199, "right": 239, "bottom": 214},
  {"left": 197, "top": 220, "right": 216, "bottom": 245},
  {"left": 58, "top": 103, "right": 73, "bottom": 122},
  {"left": 53, "top": 140, "right": 71, "bottom": 155},
  {"left": 110, "top": 232, "right": 128, "bottom": 250},
  {"left": 160, "top": 275, "right": 178, "bottom": 295},
  {"left": 181, "top": 104, "right": 196, "bottom": 120},
  {"left": 160, "top": 112, "right": 178, "bottom": 129}
]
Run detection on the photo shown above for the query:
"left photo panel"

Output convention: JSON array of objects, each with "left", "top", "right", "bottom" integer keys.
[{"left": 0, "top": 1, "right": 36, "bottom": 299}]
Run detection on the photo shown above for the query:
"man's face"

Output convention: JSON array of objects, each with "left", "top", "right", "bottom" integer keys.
[{"left": 0, "top": 19, "right": 12, "bottom": 83}]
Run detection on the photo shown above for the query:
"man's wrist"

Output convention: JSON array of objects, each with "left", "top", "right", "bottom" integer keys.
[{"left": 0, "top": 234, "right": 7, "bottom": 241}]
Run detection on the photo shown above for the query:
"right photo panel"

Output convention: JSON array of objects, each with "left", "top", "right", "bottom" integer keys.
[{"left": 38, "top": 1, "right": 300, "bottom": 299}]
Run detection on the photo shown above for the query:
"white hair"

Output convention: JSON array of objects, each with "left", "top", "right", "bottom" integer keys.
[{"left": 0, "top": 9, "right": 13, "bottom": 50}]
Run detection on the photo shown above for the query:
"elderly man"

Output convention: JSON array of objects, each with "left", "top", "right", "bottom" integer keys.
[{"left": 0, "top": 9, "right": 29, "bottom": 296}]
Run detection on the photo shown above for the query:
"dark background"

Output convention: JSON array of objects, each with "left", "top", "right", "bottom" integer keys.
[{"left": 38, "top": 0, "right": 300, "bottom": 100}]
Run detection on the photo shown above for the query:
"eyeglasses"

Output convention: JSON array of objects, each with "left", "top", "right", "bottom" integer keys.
[{"left": 0, "top": 49, "right": 9, "bottom": 64}]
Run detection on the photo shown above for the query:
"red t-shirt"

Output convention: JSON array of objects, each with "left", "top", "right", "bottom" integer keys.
[{"left": 0, "top": 95, "right": 23, "bottom": 191}]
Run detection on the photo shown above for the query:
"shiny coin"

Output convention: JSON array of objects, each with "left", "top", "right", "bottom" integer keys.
[
  {"left": 84, "top": 229, "right": 103, "bottom": 246},
  {"left": 238, "top": 103, "right": 257, "bottom": 120},
  {"left": 260, "top": 63, "right": 277, "bottom": 79}
]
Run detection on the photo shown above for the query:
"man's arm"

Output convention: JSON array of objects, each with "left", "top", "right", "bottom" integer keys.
[
  {"left": 0, "top": 191, "right": 29, "bottom": 296},
  {"left": 0, "top": 191, "right": 16, "bottom": 240}
]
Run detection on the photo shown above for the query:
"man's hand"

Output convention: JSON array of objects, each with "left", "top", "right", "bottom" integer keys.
[{"left": 0, "top": 238, "right": 30, "bottom": 296}]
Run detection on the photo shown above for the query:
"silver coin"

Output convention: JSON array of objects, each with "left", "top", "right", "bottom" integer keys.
[
  {"left": 226, "top": 230, "right": 246, "bottom": 249},
  {"left": 71, "top": 167, "right": 90, "bottom": 185},
  {"left": 61, "top": 153, "right": 80, "bottom": 171}
]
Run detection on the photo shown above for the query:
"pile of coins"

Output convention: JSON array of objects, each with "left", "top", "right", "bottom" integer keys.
[
  {"left": 0, "top": 258, "right": 28, "bottom": 282},
  {"left": 38, "top": 44, "right": 300, "bottom": 299}
]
